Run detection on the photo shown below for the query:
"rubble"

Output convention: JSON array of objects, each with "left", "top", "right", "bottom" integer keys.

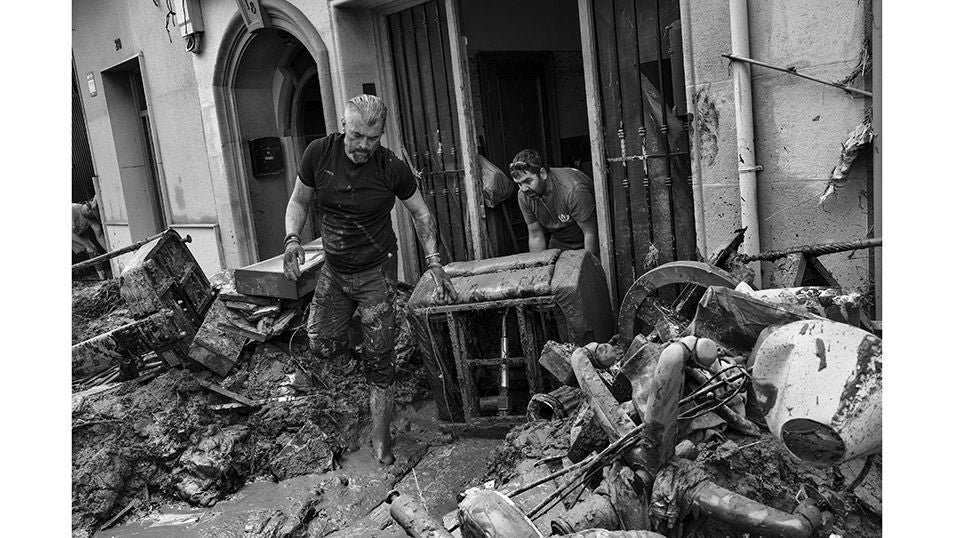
[{"left": 72, "top": 239, "right": 881, "bottom": 537}]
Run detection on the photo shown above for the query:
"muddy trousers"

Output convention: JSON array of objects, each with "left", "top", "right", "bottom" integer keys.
[{"left": 307, "top": 260, "right": 397, "bottom": 388}]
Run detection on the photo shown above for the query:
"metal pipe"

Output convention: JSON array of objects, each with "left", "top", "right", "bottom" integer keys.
[
  {"left": 71, "top": 229, "right": 186, "bottom": 273},
  {"left": 735, "top": 237, "right": 881, "bottom": 263},
  {"left": 721, "top": 53, "right": 873, "bottom": 97},
  {"left": 678, "top": 0, "right": 708, "bottom": 259},
  {"left": 728, "top": 0, "right": 762, "bottom": 287},
  {"left": 691, "top": 480, "right": 815, "bottom": 538}
]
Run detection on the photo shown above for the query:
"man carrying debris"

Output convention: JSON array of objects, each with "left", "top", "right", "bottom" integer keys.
[
  {"left": 72, "top": 198, "right": 109, "bottom": 280},
  {"left": 509, "top": 149, "right": 600, "bottom": 258},
  {"left": 282, "top": 94, "right": 458, "bottom": 465}
]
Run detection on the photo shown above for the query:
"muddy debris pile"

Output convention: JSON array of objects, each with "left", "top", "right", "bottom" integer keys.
[
  {"left": 384, "top": 263, "right": 881, "bottom": 538},
  {"left": 71, "top": 269, "right": 429, "bottom": 537}
]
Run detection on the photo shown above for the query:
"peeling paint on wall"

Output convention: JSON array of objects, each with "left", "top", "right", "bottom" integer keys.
[{"left": 692, "top": 86, "right": 720, "bottom": 166}]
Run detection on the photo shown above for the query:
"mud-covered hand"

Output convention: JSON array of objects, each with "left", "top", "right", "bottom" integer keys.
[
  {"left": 283, "top": 239, "right": 306, "bottom": 281},
  {"left": 428, "top": 265, "right": 458, "bottom": 303}
]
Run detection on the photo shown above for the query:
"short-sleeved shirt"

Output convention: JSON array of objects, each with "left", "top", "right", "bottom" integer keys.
[
  {"left": 518, "top": 167, "right": 596, "bottom": 250},
  {"left": 298, "top": 133, "right": 418, "bottom": 273}
]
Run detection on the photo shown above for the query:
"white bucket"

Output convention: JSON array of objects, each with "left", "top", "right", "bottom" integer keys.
[{"left": 750, "top": 319, "right": 882, "bottom": 466}]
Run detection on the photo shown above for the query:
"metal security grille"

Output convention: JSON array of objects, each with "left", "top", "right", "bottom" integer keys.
[
  {"left": 73, "top": 70, "right": 97, "bottom": 203},
  {"left": 387, "top": 1, "right": 473, "bottom": 272},
  {"left": 590, "top": 0, "right": 697, "bottom": 298}
]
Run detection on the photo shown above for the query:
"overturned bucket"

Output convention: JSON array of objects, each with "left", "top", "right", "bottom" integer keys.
[{"left": 750, "top": 319, "right": 882, "bottom": 466}]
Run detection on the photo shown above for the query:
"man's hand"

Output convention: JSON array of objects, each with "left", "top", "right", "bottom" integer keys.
[
  {"left": 427, "top": 265, "right": 458, "bottom": 303},
  {"left": 283, "top": 241, "right": 306, "bottom": 281}
]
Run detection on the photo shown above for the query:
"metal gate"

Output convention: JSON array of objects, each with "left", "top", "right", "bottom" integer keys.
[
  {"left": 589, "top": 0, "right": 697, "bottom": 298},
  {"left": 387, "top": 0, "right": 473, "bottom": 272},
  {"left": 73, "top": 69, "right": 97, "bottom": 203}
]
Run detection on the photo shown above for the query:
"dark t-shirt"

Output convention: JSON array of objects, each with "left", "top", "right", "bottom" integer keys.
[
  {"left": 298, "top": 133, "right": 418, "bottom": 273},
  {"left": 518, "top": 167, "right": 596, "bottom": 249}
]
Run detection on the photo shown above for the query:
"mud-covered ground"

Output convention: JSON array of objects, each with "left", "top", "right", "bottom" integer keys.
[
  {"left": 71, "top": 279, "right": 434, "bottom": 537},
  {"left": 73, "top": 279, "right": 881, "bottom": 538}
]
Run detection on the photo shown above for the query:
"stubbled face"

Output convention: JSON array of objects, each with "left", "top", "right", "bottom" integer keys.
[
  {"left": 513, "top": 169, "right": 548, "bottom": 198},
  {"left": 343, "top": 110, "right": 384, "bottom": 164}
]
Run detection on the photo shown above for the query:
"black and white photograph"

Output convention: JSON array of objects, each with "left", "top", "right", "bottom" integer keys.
[{"left": 4, "top": 0, "right": 936, "bottom": 535}]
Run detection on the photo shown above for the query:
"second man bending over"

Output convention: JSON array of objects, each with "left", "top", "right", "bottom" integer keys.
[{"left": 509, "top": 149, "right": 600, "bottom": 258}]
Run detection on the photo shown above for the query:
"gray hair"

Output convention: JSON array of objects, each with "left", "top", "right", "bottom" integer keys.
[{"left": 344, "top": 94, "right": 388, "bottom": 129}]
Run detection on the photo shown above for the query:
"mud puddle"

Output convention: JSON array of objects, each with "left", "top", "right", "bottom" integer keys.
[{"left": 96, "top": 402, "right": 500, "bottom": 537}]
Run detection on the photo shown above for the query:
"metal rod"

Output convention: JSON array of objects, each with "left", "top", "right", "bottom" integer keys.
[
  {"left": 72, "top": 229, "right": 183, "bottom": 273},
  {"left": 735, "top": 237, "right": 881, "bottom": 263},
  {"left": 722, "top": 53, "right": 874, "bottom": 98}
]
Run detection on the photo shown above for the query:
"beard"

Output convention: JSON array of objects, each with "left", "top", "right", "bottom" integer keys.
[{"left": 347, "top": 148, "right": 371, "bottom": 164}]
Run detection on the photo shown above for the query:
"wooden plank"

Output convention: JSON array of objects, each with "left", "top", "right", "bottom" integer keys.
[
  {"left": 412, "top": 3, "right": 458, "bottom": 262},
  {"left": 578, "top": 0, "right": 617, "bottom": 309},
  {"left": 401, "top": 8, "right": 453, "bottom": 264},
  {"left": 426, "top": 0, "right": 469, "bottom": 262},
  {"left": 593, "top": 0, "right": 635, "bottom": 299},
  {"left": 516, "top": 306, "right": 541, "bottom": 394},
  {"left": 445, "top": 312, "right": 478, "bottom": 421},
  {"left": 381, "top": 13, "right": 422, "bottom": 283},
  {"left": 444, "top": 0, "right": 486, "bottom": 260},
  {"left": 390, "top": 11, "right": 434, "bottom": 274},
  {"left": 195, "top": 377, "right": 256, "bottom": 407},
  {"left": 614, "top": 0, "right": 656, "bottom": 279}
]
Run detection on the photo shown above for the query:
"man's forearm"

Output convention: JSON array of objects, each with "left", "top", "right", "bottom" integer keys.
[
  {"left": 584, "top": 233, "right": 600, "bottom": 258},
  {"left": 528, "top": 233, "right": 547, "bottom": 253},
  {"left": 410, "top": 211, "right": 440, "bottom": 257},
  {"left": 285, "top": 199, "right": 309, "bottom": 237}
]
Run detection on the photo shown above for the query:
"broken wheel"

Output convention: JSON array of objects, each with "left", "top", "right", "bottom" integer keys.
[{"left": 617, "top": 261, "right": 741, "bottom": 344}]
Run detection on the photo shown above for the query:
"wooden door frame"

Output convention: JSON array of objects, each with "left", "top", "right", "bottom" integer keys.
[
  {"left": 373, "top": 0, "right": 488, "bottom": 283},
  {"left": 578, "top": 0, "right": 618, "bottom": 310}
]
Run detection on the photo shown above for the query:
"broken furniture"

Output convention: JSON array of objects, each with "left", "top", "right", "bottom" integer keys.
[
  {"left": 187, "top": 241, "right": 324, "bottom": 377},
  {"left": 407, "top": 249, "right": 614, "bottom": 423},
  {"left": 72, "top": 229, "right": 214, "bottom": 379},
  {"left": 233, "top": 237, "right": 324, "bottom": 299}
]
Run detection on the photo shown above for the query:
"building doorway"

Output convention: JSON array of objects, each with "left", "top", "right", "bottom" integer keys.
[
  {"left": 231, "top": 29, "right": 326, "bottom": 261},
  {"left": 101, "top": 57, "right": 166, "bottom": 240},
  {"left": 459, "top": 0, "right": 590, "bottom": 256}
]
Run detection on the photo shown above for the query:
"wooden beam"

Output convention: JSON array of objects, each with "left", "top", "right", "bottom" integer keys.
[
  {"left": 444, "top": 0, "right": 486, "bottom": 260},
  {"left": 578, "top": 0, "right": 617, "bottom": 311},
  {"left": 376, "top": 11, "right": 422, "bottom": 283}
]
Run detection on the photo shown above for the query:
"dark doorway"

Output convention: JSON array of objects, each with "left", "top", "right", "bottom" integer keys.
[{"left": 460, "top": 0, "right": 589, "bottom": 256}]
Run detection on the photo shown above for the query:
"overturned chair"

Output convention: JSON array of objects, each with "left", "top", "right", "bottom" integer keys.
[{"left": 407, "top": 249, "right": 614, "bottom": 423}]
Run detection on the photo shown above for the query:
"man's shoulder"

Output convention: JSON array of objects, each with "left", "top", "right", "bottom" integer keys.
[{"left": 551, "top": 167, "right": 593, "bottom": 194}]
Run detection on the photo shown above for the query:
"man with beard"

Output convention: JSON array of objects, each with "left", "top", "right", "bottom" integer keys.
[
  {"left": 509, "top": 149, "right": 600, "bottom": 258},
  {"left": 282, "top": 94, "right": 458, "bottom": 465}
]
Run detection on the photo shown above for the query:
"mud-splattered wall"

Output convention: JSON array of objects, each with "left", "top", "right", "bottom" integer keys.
[{"left": 684, "top": 0, "right": 875, "bottom": 293}]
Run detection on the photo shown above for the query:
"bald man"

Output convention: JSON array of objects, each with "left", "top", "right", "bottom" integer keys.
[{"left": 282, "top": 94, "right": 457, "bottom": 465}]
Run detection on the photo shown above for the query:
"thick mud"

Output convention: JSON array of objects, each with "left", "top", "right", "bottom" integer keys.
[{"left": 72, "top": 279, "right": 435, "bottom": 537}]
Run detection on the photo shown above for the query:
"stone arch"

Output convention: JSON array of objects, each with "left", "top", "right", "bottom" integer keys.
[{"left": 211, "top": 0, "right": 336, "bottom": 262}]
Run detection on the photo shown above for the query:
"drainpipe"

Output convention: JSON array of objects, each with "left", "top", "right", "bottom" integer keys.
[
  {"left": 678, "top": 0, "right": 708, "bottom": 260},
  {"left": 728, "top": 0, "right": 762, "bottom": 287}
]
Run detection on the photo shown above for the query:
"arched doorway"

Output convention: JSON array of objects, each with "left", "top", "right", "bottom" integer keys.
[{"left": 215, "top": 2, "right": 336, "bottom": 263}]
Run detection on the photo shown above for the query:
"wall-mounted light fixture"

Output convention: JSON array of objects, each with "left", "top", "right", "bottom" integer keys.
[{"left": 174, "top": 0, "right": 205, "bottom": 54}]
